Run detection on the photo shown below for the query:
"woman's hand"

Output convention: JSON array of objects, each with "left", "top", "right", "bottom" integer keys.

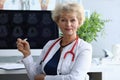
[
  {"left": 34, "top": 74, "right": 46, "bottom": 80},
  {"left": 16, "top": 38, "right": 31, "bottom": 58}
]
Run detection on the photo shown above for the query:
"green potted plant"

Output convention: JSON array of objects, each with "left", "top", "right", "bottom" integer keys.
[{"left": 77, "top": 11, "right": 110, "bottom": 43}]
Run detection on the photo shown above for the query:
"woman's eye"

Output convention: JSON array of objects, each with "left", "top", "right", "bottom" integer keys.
[
  {"left": 71, "top": 19, "right": 76, "bottom": 22},
  {"left": 60, "top": 19, "right": 66, "bottom": 22}
]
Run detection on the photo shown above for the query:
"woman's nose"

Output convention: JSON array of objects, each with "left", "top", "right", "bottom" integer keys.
[{"left": 66, "top": 21, "right": 71, "bottom": 26}]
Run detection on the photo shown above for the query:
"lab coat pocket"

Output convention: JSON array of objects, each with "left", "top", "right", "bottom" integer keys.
[{"left": 61, "top": 54, "right": 73, "bottom": 74}]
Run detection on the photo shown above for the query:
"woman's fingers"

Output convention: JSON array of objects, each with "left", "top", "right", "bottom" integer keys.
[
  {"left": 34, "top": 74, "right": 46, "bottom": 80},
  {"left": 16, "top": 38, "right": 25, "bottom": 51},
  {"left": 16, "top": 38, "right": 31, "bottom": 57},
  {"left": 17, "top": 42, "right": 24, "bottom": 51}
]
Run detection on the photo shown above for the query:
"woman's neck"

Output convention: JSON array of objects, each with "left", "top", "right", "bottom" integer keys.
[{"left": 61, "top": 35, "right": 77, "bottom": 47}]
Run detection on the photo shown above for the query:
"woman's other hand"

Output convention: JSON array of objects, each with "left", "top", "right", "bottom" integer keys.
[
  {"left": 34, "top": 74, "right": 46, "bottom": 80},
  {"left": 16, "top": 38, "right": 31, "bottom": 58}
]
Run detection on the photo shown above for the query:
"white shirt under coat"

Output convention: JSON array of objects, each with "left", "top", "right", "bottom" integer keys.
[{"left": 22, "top": 38, "right": 92, "bottom": 80}]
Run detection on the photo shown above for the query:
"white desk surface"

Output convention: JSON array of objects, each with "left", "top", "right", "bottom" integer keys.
[
  {"left": 0, "top": 63, "right": 26, "bottom": 74},
  {"left": 0, "top": 69, "right": 26, "bottom": 74},
  {"left": 0, "top": 63, "right": 120, "bottom": 74}
]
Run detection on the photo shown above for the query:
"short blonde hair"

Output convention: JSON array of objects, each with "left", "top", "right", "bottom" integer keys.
[{"left": 52, "top": 2, "right": 85, "bottom": 26}]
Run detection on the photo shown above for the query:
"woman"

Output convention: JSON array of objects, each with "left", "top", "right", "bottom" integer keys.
[{"left": 16, "top": 2, "right": 92, "bottom": 80}]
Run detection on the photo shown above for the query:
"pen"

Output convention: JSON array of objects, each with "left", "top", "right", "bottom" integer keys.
[{"left": 24, "top": 38, "right": 27, "bottom": 41}]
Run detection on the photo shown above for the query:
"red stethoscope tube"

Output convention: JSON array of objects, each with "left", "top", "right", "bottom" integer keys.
[
  {"left": 42, "top": 36, "right": 78, "bottom": 62},
  {"left": 64, "top": 37, "right": 78, "bottom": 61}
]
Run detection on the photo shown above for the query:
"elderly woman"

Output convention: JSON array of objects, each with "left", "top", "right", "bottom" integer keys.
[{"left": 16, "top": 2, "right": 92, "bottom": 80}]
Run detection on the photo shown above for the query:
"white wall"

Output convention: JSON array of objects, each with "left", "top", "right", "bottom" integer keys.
[{"left": 83, "top": 0, "right": 120, "bottom": 57}]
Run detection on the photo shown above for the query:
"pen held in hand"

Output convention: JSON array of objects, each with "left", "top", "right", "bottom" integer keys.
[{"left": 24, "top": 38, "right": 28, "bottom": 41}]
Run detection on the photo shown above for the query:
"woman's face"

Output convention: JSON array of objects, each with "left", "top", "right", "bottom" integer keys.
[{"left": 57, "top": 12, "right": 80, "bottom": 37}]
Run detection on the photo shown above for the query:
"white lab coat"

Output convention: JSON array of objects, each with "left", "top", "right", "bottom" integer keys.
[{"left": 22, "top": 38, "right": 92, "bottom": 80}]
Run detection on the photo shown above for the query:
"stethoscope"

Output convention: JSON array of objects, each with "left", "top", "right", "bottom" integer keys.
[{"left": 40, "top": 36, "right": 78, "bottom": 64}]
